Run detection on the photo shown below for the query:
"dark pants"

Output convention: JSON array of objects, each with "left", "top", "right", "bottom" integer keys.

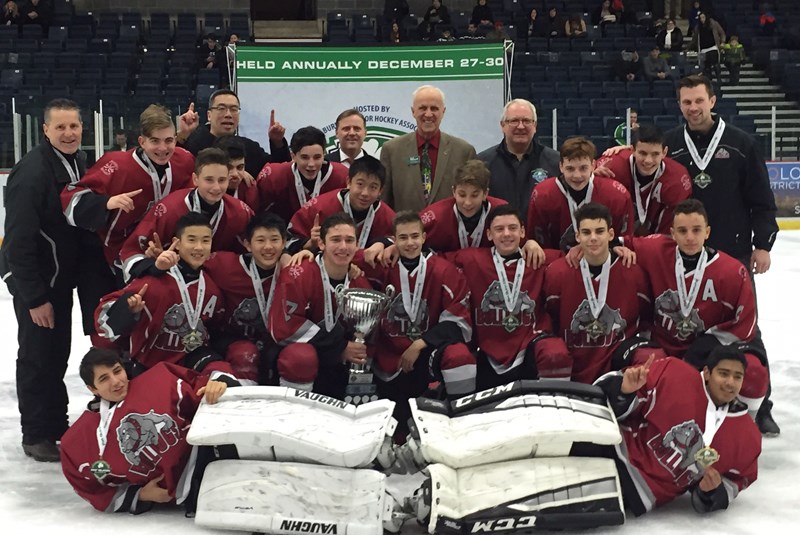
[
  {"left": 737, "top": 254, "right": 773, "bottom": 413},
  {"left": 76, "top": 235, "right": 118, "bottom": 335},
  {"left": 14, "top": 286, "right": 73, "bottom": 444},
  {"left": 725, "top": 62, "right": 741, "bottom": 84}
]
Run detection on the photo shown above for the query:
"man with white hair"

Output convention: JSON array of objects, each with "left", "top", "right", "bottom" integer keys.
[
  {"left": 380, "top": 85, "right": 476, "bottom": 212},
  {"left": 477, "top": 99, "right": 560, "bottom": 223}
]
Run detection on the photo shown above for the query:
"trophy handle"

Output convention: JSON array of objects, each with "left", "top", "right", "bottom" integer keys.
[
  {"left": 384, "top": 284, "right": 396, "bottom": 300},
  {"left": 334, "top": 283, "right": 346, "bottom": 308},
  {"left": 354, "top": 332, "right": 366, "bottom": 344}
]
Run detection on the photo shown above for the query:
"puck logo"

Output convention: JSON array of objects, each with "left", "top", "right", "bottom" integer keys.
[
  {"left": 279, "top": 520, "right": 338, "bottom": 534},
  {"left": 471, "top": 516, "right": 537, "bottom": 532}
]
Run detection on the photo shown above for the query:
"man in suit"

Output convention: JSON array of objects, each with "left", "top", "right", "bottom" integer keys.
[
  {"left": 327, "top": 109, "right": 367, "bottom": 168},
  {"left": 380, "top": 85, "right": 476, "bottom": 212}
]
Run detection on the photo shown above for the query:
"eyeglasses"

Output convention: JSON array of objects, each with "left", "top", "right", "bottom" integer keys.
[
  {"left": 504, "top": 118, "right": 535, "bottom": 126},
  {"left": 209, "top": 105, "right": 241, "bottom": 113}
]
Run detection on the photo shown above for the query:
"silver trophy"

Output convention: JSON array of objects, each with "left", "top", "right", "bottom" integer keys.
[{"left": 335, "top": 285, "right": 395, "bottom": 405}]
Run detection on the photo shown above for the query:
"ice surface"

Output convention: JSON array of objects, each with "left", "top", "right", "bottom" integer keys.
[{"left": 1, "top": 232, "right": 798, "bottom": 533}]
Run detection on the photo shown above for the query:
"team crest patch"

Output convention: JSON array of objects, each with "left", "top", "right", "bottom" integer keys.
[
  {"left": 714, "top": 148, "right": 730, "bottom": 159},
  {"left": 101, "top": 160, "right": 120, "bottom": 176},
  {"left": 420, "top": 210, "right": 435, "bottom": 224}
]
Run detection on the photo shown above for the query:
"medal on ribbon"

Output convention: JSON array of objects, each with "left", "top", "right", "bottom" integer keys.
[
  {"left": 492, "top": 248, "right": 525, "bottom": 333},
  {"left": 579, "top": 256, "right": 611, "bottom": 341},
  {"left": 674, "top": 247, "right": 708, "bottom": 340},
  {"left": 169, "top": 266, "right": 207, "bottom": 352},
  {"left": 684, "top": 118, "right": 726, "bottom": 190},
  {"left": 399, "top": 254, "right": 427, "bottom": 339},
  {"left": 694, "top": 446, "right": 720, "bottom": 469}
]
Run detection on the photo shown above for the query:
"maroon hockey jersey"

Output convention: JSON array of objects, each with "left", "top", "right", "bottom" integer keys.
[
  {"left": 119, "top": 188, "right": 254, "bottom": 278},
  {"left": 95, "top": 270, "right": 226, "bottom": 369},
  {"left": 451, "top": 248, "right": 561, "bottom": 366},
  {"left": 289, "top": 189, "right": 395, "bottom": 249},
  {"left": 60, "top": 362, "right": 209, "bottom": 512},
  {"left": 230, "top": 180, "right": 261, "bottom": 213},
  {"left": 419, "top": 196, "right": 508, "bottom": 252},
  {"left": 358, "top": 252, "right": 472, "bottom": 374},
  {"left": 61, "top": 148, "right": 195, "bottom": 265},
  {"left": 256, "top": 161, "right": 349, "bottom": 224},
  {"left": 631, "top": 235, "right": 757, "bottom": 357},
  {"left": 603, "top": 357, "right": 760, "bottom": 512},
  {"left": 595, "top": 149, "right": 692, "bottom": 235},
  {"left": 544, "top": 256, "right": 652, "bottom": 383},
  {"left": 526, "top": 176, "right": 634, "bottom": 251}
]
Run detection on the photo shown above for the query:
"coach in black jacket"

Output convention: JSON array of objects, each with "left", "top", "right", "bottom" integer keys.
[{"left": 0, "top": 99, "right": 116, "bottom": 462}]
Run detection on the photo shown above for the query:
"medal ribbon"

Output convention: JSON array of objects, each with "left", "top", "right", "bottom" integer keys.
[
  {"left": 579, "top": 256, "right": 611, "bottom": 319},
  {"left": 292, "top": 163, "right": 327, "bottom": 206},
  {"left": 702, "top": 373, "right": 729, "bottom": 446},
  {"left": 674, "top": 246, "right": 708, "bottom": 318},
  {"left": 342, "top": 191, "right": 377, "bottom": 249},
  {"left": 53, "top": 148, "right": 80, "bottom": 184},
  {"left": 188, "top": 189, "right": 224, "bottom": 236},
  {"left": 169, "top": 266, "right": 206, "bottom": 331},
  {"left": 491, "top": 248, "right": 525, "bottom": 314},
  {"left": 683, "top": 118, "right": 726, "bottom": 173},
  {"left": 245, "top": 255, "right": 279, "bottom": 331},
  {"left": 454, "top": 202, "right": 490, "bottom": 249},
  {"left": 317, "top": 255, "right": 349, "bottom": 332},
  {"left": 133, "top": 148, "right": 174, "bottom": 204},
  {"left": 399, "top": 253, "right": 427, "bottom": 326},
  {"left": 96, "top": 399, "right": 123, "bottom": 460},
  {"left": 630, "top": 156, "right": 665, "bottom": 225},
  {"left": 555, "top": 176, "right": 595, "bottom": 235}
]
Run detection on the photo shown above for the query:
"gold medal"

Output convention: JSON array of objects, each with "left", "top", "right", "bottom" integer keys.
[
  {"left": 694, "top": 446, "right": 720, "bottom": 469},
  {"left": 90, "top": 459, "right": 111, "bottom": 481},
  {"left": 406, "top": 324, "right": 422, "bottom": 341},
  {"left": 502, "top": 314, "right": 520, "bottom": 333},
  {"left": 182, "top": 329, "right": 203, "bottom": 352},
  {"left": 676, "top": 316, "right": 697, "bottom": 339},
  {"left": 694, "top": 171, "right": 712, "bottom": 189},
  {"left": 586, "top": 319, "right": 605, "bottom": 341}
]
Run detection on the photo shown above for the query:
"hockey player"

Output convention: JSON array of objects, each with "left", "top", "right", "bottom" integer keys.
[
  {"left": 450, "top": 205, "right": 568, "bottom": 389},
  {"left": 96, "top": 213, "right": 232, "bottom": 376},
  {"left": 544, "top": 203, "right": 654, "bottom": 384},
  {"left": 631, "top": 199, "right": 768, "bottom": 414},
  {"left": 60, "top": 104, "right": 195, "bottom": 277},
  {"left": 594, "top": 123, "right": 692, "bottom": 236},
  {"left": 287, "top": 155, "right": 395, "bottom": 257},
  {"left": 596, "top": 346, "right": 761, "bottom": 515},
  {"left": 269, "top": 212, "right": 373, "bottom": 399},
  {"left": 61, "top": 348, "right": 236, "bottom": 514},
  {"left": 203, "top": 212, "right": 289, "bottom": 384},
  {"left": 257, "top": 126, "right": 349, "bottom": 223},
  {"left": 356, "top": 211, "right": 475, "bottom": 427},
  {"left": 527, "top": 137, "right": 634, "bottom": 254},
  {"left": 213, "top": 134, "right": 260, "bottom": 212},
  {"left": 120, "top": 147, "right": 254, "bottom": 281}
]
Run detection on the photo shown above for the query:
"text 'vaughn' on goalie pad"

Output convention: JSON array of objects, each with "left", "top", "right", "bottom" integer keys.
[
  {"left": 187, "top": 386, "right": 397, "bottom": 468},
  {"left": 419, "top": 457, "right": 625, "bottom": 534},
  {"left": 392, "top": 380, "right": 622, "bottom": 472},
  {"left": 195, "top": 460, "right": 407, "bottom": 535}
]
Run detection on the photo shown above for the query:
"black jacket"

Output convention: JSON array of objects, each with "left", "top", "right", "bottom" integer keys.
[
  {"left": 181, "top": 123, "right": 291, "bottom": 177},
  {"left": 0, "top": 139, "right": 87, "bottom": 307},
  {"left": 665, "top": 117, "right": 778, "bottom": 260}
]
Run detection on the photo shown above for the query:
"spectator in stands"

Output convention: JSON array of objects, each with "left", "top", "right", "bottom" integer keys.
[
  {"left": 642, "top": 46, "right": 672, "bottom": 81},
  {"left": 721, "top": 35, "right": 746, "bottom": 84},
  {"left": 177, "top": 89, "right": 291, "bottom": 178},
  {"left": 542, "top": 6, "right": 564, "bottom": 38},
  {"left": 200, "top": 33, "right": 222, "bottom": 72},
  {"left": 389, "top": 21, "right": 404, "bottom": 42},
  {"left": 656, "top": 19, "right": 683, "bottom": 56},
  {"left": 692, "top": 12, "right": 725, "bottom": 83},
  {"left": 383, "top": 0, "right": 410, "bottom": 27},
  {"left": 565, "top": 13, "right": 587, "bottom": 38},
  {"left": 423, "top": 0, "right": 451, "bottom": 27},
  {"left": 592, "top": 0, "right": 620, "bottom": 26},
  {"left": 223, "top": 34, "right": 240, "bottom": 86},
  {"left": 110, "top": 129, "right": 133, "bottom": 152},
  {"left": 477, "top": 99, "right": 560, "bottom": 223},
  {"left": 460, "top": 22, "right": 484, "bottom": 40},
  {"left": 526, "top": 8, "right": 545, "bottom": 38},
  {"left": 21, "top": 0, "right": 48, "bottom": 31},
  {"left": 687, "top": 1, "right": 702, "bottom": 37},
  {"left": 759, "top": 3, "right": 777, "bottom": 36},
  {"left": 438, "top": 27, "right": 456, "bottom": 41},
  {"left": 614, "top": 49, "right": 641, "bottom": 81},
  {"left": 2, "top": 1, "right": 20, "bottom": 27},
  {"left": 485, "top": 21, "right": 510, "bottom": 41},
  {"left": 470, "top": 0, "right": 493, "bottom": 27}
]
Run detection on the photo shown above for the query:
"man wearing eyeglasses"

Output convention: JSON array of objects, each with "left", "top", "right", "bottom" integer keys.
[
  {"left": 477, "top": 99, "right": 560, "bottom": 224},
  {"left": 177, "top": 89, "right": 291, "bottom": 178}
]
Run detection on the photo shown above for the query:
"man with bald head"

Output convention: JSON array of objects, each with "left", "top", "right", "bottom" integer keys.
[
  {"left": 380, "top": 85, "right": 476, "bottom": 212},
  {"left": 478, "top": 99, "right": 560, "bottom": 223}
]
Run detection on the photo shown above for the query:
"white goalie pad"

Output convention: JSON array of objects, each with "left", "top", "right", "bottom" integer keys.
[
  {"left": 425, "top": 457, "right": 625, "bottom": 533},
  {"left": 195, "top": 460, "right": 394, "bottom": 535},
  {"left": 187, "top": 386, "right": 396, "bottom": 468},
  {"left": 402, "top": 380, "right": 621, "bottom": 470}
]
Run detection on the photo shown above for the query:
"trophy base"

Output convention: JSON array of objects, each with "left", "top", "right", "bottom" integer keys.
[{"left": 345, "top": 371, "right": 378, "bottom": 405}]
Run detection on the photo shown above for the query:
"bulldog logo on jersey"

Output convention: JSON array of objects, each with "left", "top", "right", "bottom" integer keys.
[
  {"left": 568, "top": 300, "right": 626, "bottom": 347},
  {"left": 559, "top": 224, "right": 577, "bottom": 252},
  {"left": 383, "top": 294, "right": 429, "bottom": 338},
  {"left": 647, "top": 419, "right": 705, "bottom": 487},
  {"left": 654, "top": 289, "right": 705, "bottom": 340},
  {"left": 116, "top": 410, "right": 181, "bottom": 476},
  {"left": 476, "top": 281, "right": 536, "bottom": 328},
  {"left": 231, "top": 297, "right": 267, "bottom": 338}
]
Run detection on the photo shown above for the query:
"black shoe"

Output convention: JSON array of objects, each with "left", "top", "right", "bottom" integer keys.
[
  {"left": 756, "top": 407, "right": 781, "bottom": 437},
  {"left": 22, "top": 440, "right": 61, "bottom": 462}
]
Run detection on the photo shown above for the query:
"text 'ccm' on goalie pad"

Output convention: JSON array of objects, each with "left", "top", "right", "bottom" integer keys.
[
  {"left": 195, "top": 460, "right": 395, "bottom": 535},
  {"left": 186, "top": 386, "right": 396, "bottom": 468},
  {"left": 406, "top": 380, "right": 622, "bottom": 469},
  {"left": 425, "top": 457, "right": 625, "bottom": 534}
]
